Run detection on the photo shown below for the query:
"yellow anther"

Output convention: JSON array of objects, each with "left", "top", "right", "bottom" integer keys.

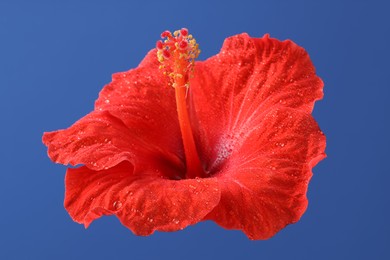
[{"left": 156, "top": 28, "right": 200, "bottom": 89}]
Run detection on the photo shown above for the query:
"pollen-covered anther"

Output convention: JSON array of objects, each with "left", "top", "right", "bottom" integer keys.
[{"left": 156, "top": 28, "right": 200, "bottom": 88}]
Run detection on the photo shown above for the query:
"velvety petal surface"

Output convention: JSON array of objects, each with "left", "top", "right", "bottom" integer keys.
[
  {"left": 43, "top": 110, "right": 135, "bottom": 170},
  {"left": 189, "top": 33, "right": 324, "bottom": 171},
  {"left": 189, "top": 34, "right": 325, "bottom": 239},
  {"left": 43, "top": 50, "right": 184, "bottom": 174},
  {"left": 65, "top": 161, "right": 221, "bottom": 235},
  {"left": 95, "top": 50, "right": 181, "bottom": 159},
  {"left": 205, "top": 107, "right": 326, "bottom": 239}
]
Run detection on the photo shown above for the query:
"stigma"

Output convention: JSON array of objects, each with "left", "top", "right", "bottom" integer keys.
[{"left": 156, "top": 28, "right": 200, "bottom": 88}]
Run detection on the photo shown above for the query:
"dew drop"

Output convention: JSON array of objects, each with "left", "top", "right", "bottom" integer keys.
[
  {"left": 172, "top": 218, "right": 180, "bottom": 224},
  {"left": 113, "top": 200, "right": 123, "bottom": 210}
]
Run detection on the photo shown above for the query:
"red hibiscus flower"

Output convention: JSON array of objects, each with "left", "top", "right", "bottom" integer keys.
[{"left": 43, "top": 28, "right": 326, "bottom": 240}]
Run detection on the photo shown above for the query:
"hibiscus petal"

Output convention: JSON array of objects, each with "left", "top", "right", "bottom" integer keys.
[
  {"left": 189, "top": 33, "right": 323, "bottom": 170},
  {"left": 94, "top": 50, "right": 183, "bottom": 161},
  {"left": 43, "top": 110, "right": 184, "bottom": 179},
  {"left": 65, "top": 161, "right": 221, "bottom": 235},
  {"left": 43, "top": 110, "right": 135, "bottom": 170},
  {"left": 205, "top": 108, "right": 326, "bottom": 240},
  {"left": 43, "top": 50, "right": 185, "bottom": 174}
]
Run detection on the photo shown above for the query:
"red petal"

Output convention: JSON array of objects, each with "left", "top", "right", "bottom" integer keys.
[
  {"left": 205, "top": 108, "right": 326, "bottom": 239},
  {"left": 43, "top": 111, "right": 136, "bottom": 170},
  {"left": 43, "top": 50, "right": 184, "bottom": 174},
  {"left": 65, "top": 162, "right": 221, "bottom": 235},
  {"left": 190, "top": 33, "right": 323, "bottom": 170}
]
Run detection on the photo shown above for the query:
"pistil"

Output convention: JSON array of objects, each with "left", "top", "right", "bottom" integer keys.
[{"left": 157, "top": 28, "right": 204, "bottom": 179}]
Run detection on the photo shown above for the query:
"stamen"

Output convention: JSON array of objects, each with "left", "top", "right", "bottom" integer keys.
[
  {"left": 156, "top": 28, "right": 200, "bottom": 89},
  {"left": 156, "top": 29, "right": 203, "bottom": 179}
]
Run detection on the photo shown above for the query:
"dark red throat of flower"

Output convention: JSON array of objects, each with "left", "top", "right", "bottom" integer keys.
[{"left": 156, "top": 28, "right": 204, "bottom": 179}]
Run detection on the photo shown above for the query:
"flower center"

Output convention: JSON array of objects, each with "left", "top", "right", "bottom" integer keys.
[{"left": 157, "top": 28, "right": 204, "bottom": 179}]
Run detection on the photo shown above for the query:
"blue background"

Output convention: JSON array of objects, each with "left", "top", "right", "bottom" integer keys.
[{"left": 1, "top": 0, "right": 389, "bottom": 259}]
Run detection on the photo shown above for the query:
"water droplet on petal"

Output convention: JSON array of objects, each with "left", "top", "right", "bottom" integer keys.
[{"left": 113, "top": 200, "right": 122, "bottom": 210}]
